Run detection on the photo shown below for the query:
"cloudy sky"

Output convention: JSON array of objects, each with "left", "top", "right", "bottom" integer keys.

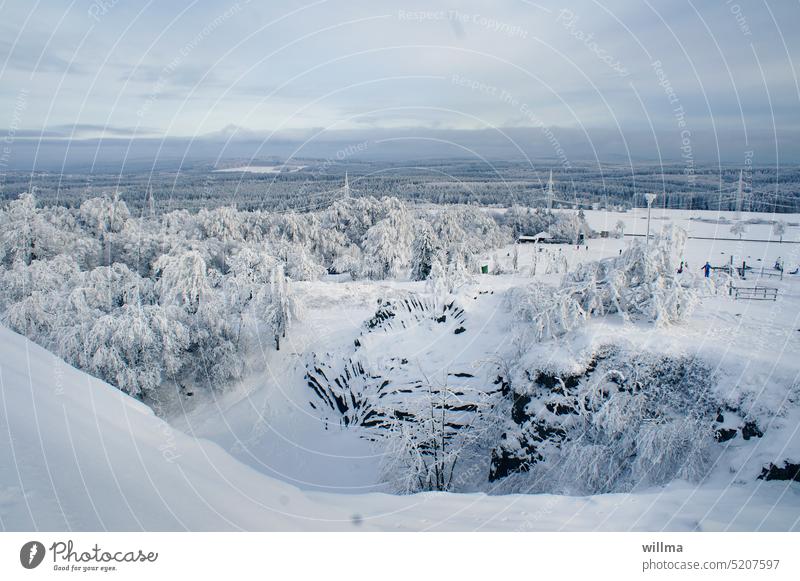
[{"left": 1, "top": 0, "right": 799, "bottom": 167}]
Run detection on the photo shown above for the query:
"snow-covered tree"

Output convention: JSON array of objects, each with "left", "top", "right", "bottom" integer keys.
[
  {"left": 75, "top": 305, "right": 187, "bottom": 398},
  {"left": 773, "top": 220, "right": 787, "bottom": 243},
  {"left": 0, "top": 193, "right": 72, "bottom": 267},
  {"left": 426, "top": 254, "right": 449, "bottom": 310},
  {"left": 491, "top": 252, "right": 503, "bottom": 275},
  {"left": 153, "top": 250, "right": 212, "bottom": 314},
  {"left": 197, "top": 206, "right": 244, "bottom": 242},
  {"left": 222, "top": 245, "right": 277, "bottom": 343},
  {"left": 410, "top": 221, "right": 436, "bottom": 281},
  {"left": 362, "top": 206, "right": 413, "bottom": 280},
  {"left": 258, "top": 264, "right": 296, "bottom": 351},
  {"left": 278, "top": 242, "right": 326, "bottom": 281},
  {"left": 79, "top": 193, "right": 130, "bottom": 235},
  {"left": 730, "top": 221, "right": 746, "bottom": 239},
  {"left": 432, "top": 209, "right": 467, "bottom": 263}
]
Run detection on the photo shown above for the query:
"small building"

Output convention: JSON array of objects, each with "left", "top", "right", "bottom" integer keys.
[{"left": 518, "top": 232, "right": 552, "bottom": 244}]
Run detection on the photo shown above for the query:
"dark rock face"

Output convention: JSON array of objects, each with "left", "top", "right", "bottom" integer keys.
[
  {"left": 305, "top": 295, "right": 496, "bottom": 460},
  {"left": 715, "top": 428, "right": 737, "bottom": 443},
  {"left": 511, "top": 392, "right": 532, "bottom": 425},
  {"left": 489, "top": 444, "right": 530, "bottom": 482},
  {"left": 741, "top": 421, "right": 763, "bottom": 440},
  {"left": 364, "top": 296, "right": 466, "bottom": 333},
  {"left": 759, "top": 462, "right": 800, "bottom": 482}
]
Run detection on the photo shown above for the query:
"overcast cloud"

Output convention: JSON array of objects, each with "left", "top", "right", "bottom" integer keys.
[{"left": 1, "top": 0, "right": 798, "bottom": 168}]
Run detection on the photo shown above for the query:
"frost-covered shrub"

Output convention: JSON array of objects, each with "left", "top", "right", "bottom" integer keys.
[
  {"left": 490, "top": 347, "right": 719, "bottom": 494},
  {"left": 331, "top": 245, "right": 364, "bottom": 278},
  {"left": 506, "top": 228, "right": 701, "bottom": 341},
  {"left": 378, "top": 382, "right": 495, "bottom": 493}
]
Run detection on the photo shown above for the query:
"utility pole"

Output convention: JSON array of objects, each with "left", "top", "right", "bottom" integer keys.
[
  {"left": 546, "top": 170, "right": 554, "bottom": 210},
  {"left": 645, "top": 193, "right": 657, "bottom": 247},
  {"left": 735, "top": 169, "right": 744, "bottom": 221}
]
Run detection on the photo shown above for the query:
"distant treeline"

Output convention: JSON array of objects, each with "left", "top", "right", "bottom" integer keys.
[{"left": 2, "top": 160, "right": 799, "bottom": 213}]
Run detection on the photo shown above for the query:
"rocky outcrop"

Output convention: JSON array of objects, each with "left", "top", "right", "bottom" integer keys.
[{"left": 759, "top": 462, "right": 800, "bottom": 482}]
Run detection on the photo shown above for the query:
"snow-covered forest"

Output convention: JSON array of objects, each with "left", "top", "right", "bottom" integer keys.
[
  {"left": 0, "top": 191, "right": 580, "bottom": 405},
  {"left": 4, "top": 161, "right": 800, "bottom": 214}
]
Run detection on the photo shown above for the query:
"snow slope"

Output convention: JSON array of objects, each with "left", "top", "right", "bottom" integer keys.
[
  {"left": 1, "top": 323, "right": 799, "bottom": 531},
  {"left": 0, "top": 324, "right": 344, "bottom": 531}
]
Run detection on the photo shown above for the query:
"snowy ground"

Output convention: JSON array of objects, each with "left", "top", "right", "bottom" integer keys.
[
  {"left": 2, "top": 322, "right": 799, "bottom": 531},
  {"left": 213, "top": 165, "right": 306, "bottom": 174},
  {"left": 2, "top": 208, "right": 799, "bottom": 531}
]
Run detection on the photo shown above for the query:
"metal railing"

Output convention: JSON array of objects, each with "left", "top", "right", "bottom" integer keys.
[{"left": 731, "top": 286, "right": 778, "bottom": 301}]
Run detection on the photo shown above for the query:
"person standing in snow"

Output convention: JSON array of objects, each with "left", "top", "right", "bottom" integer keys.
[{"left": 701, "top": 261, "right": 712, "bottom": 278}]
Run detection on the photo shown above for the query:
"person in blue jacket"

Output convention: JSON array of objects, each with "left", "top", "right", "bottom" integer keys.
[{"left": 701, "top": 261, "right": 712, "bottom": 277}]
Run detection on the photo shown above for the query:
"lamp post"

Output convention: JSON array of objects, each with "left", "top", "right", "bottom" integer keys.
[{"left": 645, "top": 193, "right": 657, "bottom": 247}]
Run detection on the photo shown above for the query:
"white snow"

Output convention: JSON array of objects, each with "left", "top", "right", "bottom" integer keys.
[
  {"left": 2, "top": 207, "right": 799, "bottom": 531},
  {"left": 213, "top": 165, "right": 305, "bottom": 174}
]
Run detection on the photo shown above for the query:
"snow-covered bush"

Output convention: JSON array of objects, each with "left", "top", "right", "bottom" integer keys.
[
  {"left": 490, "top": 346, "right": 719, "bottom": 494},
  {"left": 507, "top": 228, "right": 701, "bottom": 341},
  {"left": 331, "top": 245, "right": 364, "bottom": 278},
  {"left": 379, "top": 382, "right": 494, "bottom": 493}
]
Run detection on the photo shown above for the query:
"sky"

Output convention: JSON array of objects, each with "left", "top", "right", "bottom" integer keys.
[{"left": 1, "top": 0, "right": 799, "bottom": 168}]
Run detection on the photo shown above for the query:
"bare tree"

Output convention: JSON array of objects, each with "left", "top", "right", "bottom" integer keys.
[{"left": 379, "top": 374, "right": 492, "bottom": 493}]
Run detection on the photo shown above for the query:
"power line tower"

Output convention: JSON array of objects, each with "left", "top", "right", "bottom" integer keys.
[
  {"left": 342, "top": 171, "right": 351, "bottom": 199},
  {"left": 145, "top": 185, "right": 155, "bottom": 218},
  {"left": 546, "top": 170, "right": 554, "bottom": 210}
]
